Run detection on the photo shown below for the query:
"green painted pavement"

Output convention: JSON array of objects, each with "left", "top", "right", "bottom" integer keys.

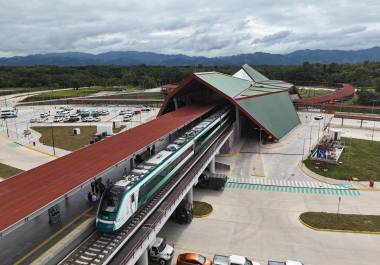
[{"left": 225, "top": 183, "right": 360, "bottom": 196}]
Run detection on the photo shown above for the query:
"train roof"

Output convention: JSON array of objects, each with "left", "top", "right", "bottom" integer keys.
[{"left": 145, "top": 150, "right": 173, "bottom": 166}]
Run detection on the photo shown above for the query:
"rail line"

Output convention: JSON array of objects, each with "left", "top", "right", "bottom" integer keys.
[
  {"left": 59, "top": 120, "right": 232, "bottom": 265},
  {"left": 114, "top": 126, "right": 233, "bottom": 265}
]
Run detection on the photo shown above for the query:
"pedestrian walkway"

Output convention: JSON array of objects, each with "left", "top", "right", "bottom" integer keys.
[
  {"left": 228, "top": 177, "right": 352, "bottom": 189},
  {"left": 225, "top": 182, "right": 360, "bottom": 196}
]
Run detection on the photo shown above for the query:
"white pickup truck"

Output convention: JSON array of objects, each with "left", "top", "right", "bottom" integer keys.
[
  {"left": 268, "top": 261, "right": 304, "bottom": 265},
  {"left": 213, "top": 254, "right": 261, "bottom": 265},
  {"left": 148, "top": 237, "right": 174, "bottom": 265}
]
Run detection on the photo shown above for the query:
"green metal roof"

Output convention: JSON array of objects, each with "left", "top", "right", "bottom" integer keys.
[
  {"left": 238, "top": 92, "right": 300, "bottom": 139},
  {"left": 195, "top": 72, "right": 252, "bottom": 98},
  {"left": 259, "top": 80, "right": 294, "bottom": 89},
  {"left": 242, "top": 64, "right": 269, "bottom": 82},
  {"left": 162, "top": 65, "right": 300, "bottom": 140}
]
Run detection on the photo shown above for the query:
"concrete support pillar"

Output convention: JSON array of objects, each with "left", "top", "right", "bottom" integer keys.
[
  {"left": 173, "top": 98, "right": 178, "bottom": 110},
  {"left": 137, "top": 249, "right": 149, "bottom": 265},
  {"left": 209, "top": 157, "right": 216, "bottom": 173},
  {"left": 235, "top": 105, "right": 241, "bottom": 140},
  {"left": 341, "top": 118, "right": 344, "bottom": 126},
  {"left": 185, "top": 188, "right": 193, "bottom": 205},
  {"left": 360, "top": 120, "right": 363, "bottom": 128}
]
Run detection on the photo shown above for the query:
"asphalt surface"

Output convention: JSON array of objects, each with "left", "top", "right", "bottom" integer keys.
[{"left": 160, "top": 187, "right": 380, "bottom": 265}]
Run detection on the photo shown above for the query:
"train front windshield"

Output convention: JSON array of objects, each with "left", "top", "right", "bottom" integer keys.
[{"left": 100, "top": 186, "right": 123, "bottom": 215}]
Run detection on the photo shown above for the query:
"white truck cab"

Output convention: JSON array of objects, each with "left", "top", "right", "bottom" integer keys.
[
  {"left": 148, "top": 237, "right": 174, "bottom": 265},
  {"left": 214, "top": 254, "right": 261, "bottom": 265}
]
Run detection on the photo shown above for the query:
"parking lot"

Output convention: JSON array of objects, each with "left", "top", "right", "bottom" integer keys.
[{"left": 0, "top": 104, "right": 159, "bottom": 146}]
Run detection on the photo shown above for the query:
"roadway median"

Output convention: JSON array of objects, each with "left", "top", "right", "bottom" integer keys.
[{"left": 299, "top": 212, "right": 380, "bottom": 234}]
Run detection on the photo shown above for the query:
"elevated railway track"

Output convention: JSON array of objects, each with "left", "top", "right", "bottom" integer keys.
[{"left": 60, "top": 114, "right": 233, "bottom": 265}]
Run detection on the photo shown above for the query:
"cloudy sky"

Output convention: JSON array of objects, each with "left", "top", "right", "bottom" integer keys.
[{"left": 1, "top": 0, "right": 380, "bottom": 57}]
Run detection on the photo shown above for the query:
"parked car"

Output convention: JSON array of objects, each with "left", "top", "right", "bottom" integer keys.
[
  {"left": 69, "top": 116, "right": 80, "bottom": 122},
  {"left": 214, "top": 255, "right": 260, "bottom": 265},
  {"left": 148, "top": 237, "right": 174, "bottom": 265},
  {"left": 53, "top": 117, "right": 63, "bottom": 122},
  {"left": 100, "top": 110, "right": 109, "bottom": 116},
  {"left": 133, "top": 109, "right": 141, "bottom": 115},
  {"left": 177, "top": 253, "right": 212, "bottom": 265},
  {"left": 91, "top": 111, "right": 100, "bottom": 117},
  {"left": 40, "top": 112, "right": 49, "bottom": 118},
  {"left": 141, "top": 107, "right": 151, "bottom": 112},
  {"left": 123, "top": 116, "right": 132, "bottom": 122},
  {"left": 63, "top": 105, "right": 73, "bottom": 111},
  {"left": 63, "top": 117, "right": 71, "bottom": 123},
  {"left": 268, "top": 261, "right": 304, "bottom": 265},
  {"left": 0, "top": 107, "right": 17, "bottom": 118},
  {"left": 83, "top": 117, "right": 95, "bottom": 122},
  {"left": 33, "top": 117, "right": 48, "bottom": 123},
  {"left": 119, "top": 110, "right": 126, "bottom": 115},
  {"left": 79, "top": 110, "right": 90, "bottom": 117},
  {"left": 314, "top": 115, "right": 323, "bottom": 120},
  {"left": 93, "top": 117, "right": 101, "bottom": 122}
]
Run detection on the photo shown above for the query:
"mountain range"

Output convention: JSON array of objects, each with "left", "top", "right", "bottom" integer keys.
[{"left": 1, "top": 47, "right": 380, "bottom": 66}]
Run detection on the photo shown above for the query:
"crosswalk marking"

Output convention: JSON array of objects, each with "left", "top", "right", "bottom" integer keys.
[
  {"left": 228, "top": 178, "right": 353, "bottom": 190},
  {"left": 225, "top": 182, "right": 360, "bottom": 196}
]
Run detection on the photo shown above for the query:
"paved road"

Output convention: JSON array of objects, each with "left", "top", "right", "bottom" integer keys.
[
  {"left": 218, "top": 112, "right": 326, "bottom": 181},
  {"left": 160, "top": 188, "right": 380, "bottom": 265}
]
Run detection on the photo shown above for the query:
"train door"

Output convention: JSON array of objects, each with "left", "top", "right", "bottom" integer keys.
[{"left": 130, "top": 192, "right": 138, "bottom": 214}]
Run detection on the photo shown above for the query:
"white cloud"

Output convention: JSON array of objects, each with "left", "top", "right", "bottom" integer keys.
[{"left": 0, "top": 0, "right": 379, "bottom": 57}]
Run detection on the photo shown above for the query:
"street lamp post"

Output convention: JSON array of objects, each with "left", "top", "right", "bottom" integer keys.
[
  {"left": 308, "top": 122, "right": 313, "bottom": 154},
  {"left": 50, "top": 122, "right": 56, "bottom": 156},
  {"left": 371, "top": 100, "right": 375, "bottom": 141},
  {"left": 4, "top": 118, "right": 9, "bottom": 137}
]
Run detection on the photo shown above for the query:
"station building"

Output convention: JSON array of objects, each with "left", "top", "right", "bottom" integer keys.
[{"left": 159, "top": 64, "right": 301, "bottom": 148}]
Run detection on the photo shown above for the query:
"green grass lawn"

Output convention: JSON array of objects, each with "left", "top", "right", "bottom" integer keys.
[
  {"left": 22, "top": 86, "right": 128, "bottom": 102},
  {"left": 31, "top": 126, "right": 97, "bottom": 151},
  {"left": 113, "top": 125, "right": 126, "bottom": 134},
  {"left": 192, "top": 201, "right": 213, "bottom": 218},
  {"left": 298, "top": 88, "right": 333, "bottom": 98},
  {"left": 0, "top": 163, "right": 23, "bottom": 179},
  {"left": 300, "top": 212, "right": 380, "bottom": 232},
  {"left": 304, "top": 137, "right": 380, "bottom": 181},
  {"left": 115, "top": 92, "right": 164, "bottom": 99}
]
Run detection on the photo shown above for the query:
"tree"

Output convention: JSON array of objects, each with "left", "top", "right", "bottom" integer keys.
[{"left": 373, "top": 77, "right": 380, "bottom": 94}]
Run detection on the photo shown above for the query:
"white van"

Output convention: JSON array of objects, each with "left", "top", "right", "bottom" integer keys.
[{"left": 0, "top": 107, "right": 17, "bottom": 118}]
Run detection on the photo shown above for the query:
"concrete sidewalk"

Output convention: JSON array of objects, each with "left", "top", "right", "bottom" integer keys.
[{"left": 0, "top": 132, "right": 54, "bottom": 171}]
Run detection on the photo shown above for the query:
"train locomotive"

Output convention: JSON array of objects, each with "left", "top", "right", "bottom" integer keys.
[{"left": 96, "top": 107, "right": 231, "bottom": 232}]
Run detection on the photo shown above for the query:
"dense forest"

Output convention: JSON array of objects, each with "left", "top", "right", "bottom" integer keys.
[{"left": 0, "top": 62, "right": 380, "bottom": 104}]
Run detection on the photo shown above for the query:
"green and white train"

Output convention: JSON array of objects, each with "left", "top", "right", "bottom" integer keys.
[{"left": 96, "top": 108, "right": 231, "bottom": 232}]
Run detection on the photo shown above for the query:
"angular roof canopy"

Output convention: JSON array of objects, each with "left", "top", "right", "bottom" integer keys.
[
  {"left": 234, "top": 64, "right": 294, "bottom": 89},
  {"left": 160, "top": 65, "right": 300, "bottom": 140}
]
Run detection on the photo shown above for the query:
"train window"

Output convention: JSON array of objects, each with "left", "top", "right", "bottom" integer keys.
[
  {"left": 131, "top": 194, "right": 135, "bottom": 203},
  {"left": 100, "top": 186, "right": 123, "bottom": 214},
  {"left": 138, "top": 146, "right": 193, "bottom": 204}
]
